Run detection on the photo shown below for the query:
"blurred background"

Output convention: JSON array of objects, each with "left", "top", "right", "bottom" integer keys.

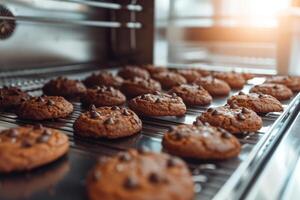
[{"left": 154, "top": 0, "right": 300, "bottom": 74}]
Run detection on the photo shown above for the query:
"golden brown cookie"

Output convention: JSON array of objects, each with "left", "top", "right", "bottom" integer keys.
[
  {"left": 174, "top": 69, "right": 201, "bottom": 83},
  {"left": 168, "top": 84, "right": 212, "bottom": 106},
  {"left": 162, "top": 124, "right": 241, "bottom": 159},
  {"left": 86, "top": 149, "right": 194, "bottom": 200},
  {"left": 212, "top": 72, "right": 246, "bottom": 90},
  {"left": 0, "top": 125, "right": 69, "bottom": 173},
  {"left": 128, "top": 92, "right": 186, "bottom": 117},
  {"left": 194, "top": 76, "right": 231, "bottom": 97},
  {"left": 83, "top": 71, "right": 124, "bottom": 89},
  {"left": 42, "top": 77, "right": 86, "bottom": 99},
  {"left": 196, "top": 105, "right": 262, "bottom": 134},
  {"left": 117, "top": 66, "right": 150, "bottom": 80},
  {"left": 81, "top": 86, "right": 126, "bottom": 107},
  {"left": 227, "top": 91, "right": 284, "bottom": 114},
  {"left": 152, "top": 72, "right": 187, "bottom": 89},
  {"left": 121, "top": 77, "right": 162, "bottom": 98},
  {"left": 0, "top": 86, "right": 30, "bottom": 111},
  {"left": 17, "top": 96, "right": 73, "bottom": 120},
  {"left": 73, "top": 106, "right": 142, "bottom": 139},
  {"left": 265, "top": 76, "right": 300, "bottom": 92},
  {"left": 249, "top": 83, "right": 293, "bottom": 101}
]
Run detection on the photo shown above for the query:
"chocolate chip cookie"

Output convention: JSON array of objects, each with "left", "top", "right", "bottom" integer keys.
[
  {"left": 121, "top": 77, "right": 162, "bottom": 98},
  {"left": 83, "top": 71, "right": 124, "bottom": 88},
  {"left": 250, "top": 83, "right": 293, "bottom": 101},
  {"left": 194, "top": 76, "right": 231, "bottom": 97},
  {"left": 196, "top": 105, "right": 262, "bottom": 134},
  {"left": 74, "top": 106, "right": 142, "bottom": 139},
  {"left": 152, "top": 72, "right": 187, "bottom": 89},
  {"left": 227, "top": 92, "right": 283, "bottom": 114},
  {"left": 174, "top": 69, "right": 201, "bottom": 83},
  {"left": 0, "top": 86, "right": 30, "bottom": 111},
  {"left": 117, "top": 66, "right": 150, "bottom": 80},
  {"left": 168, "top": 84, "right": 212, "bottom": 106},
  {"left": 162, "top": 124, "right": 241, "bottom": 159},
  {"left": 212, "top": 72, "right": 246, "bottom": 89},
  {"left": 128, "top": 92, "right": 186, "bottom": 117},
  {"left": 265, "top": 76, "right": 300, "bottom": 92},
  {"left": 141, "top": 64, "right": 168, "bottom": 76},
  {"left": 86, "top": 149, "right": 194, "bottom": 200},
  {"left": 81, "top": 86, "right": 126, "bottom": 107},
  {"left": 42, "top": 77, "right": 86, "bottom": 99},
  {"left": 17, "top": 96, "right": 73, "bottom": 120},
  {"left": 0, "top": 125, "right": 69, "bottom": 173}
]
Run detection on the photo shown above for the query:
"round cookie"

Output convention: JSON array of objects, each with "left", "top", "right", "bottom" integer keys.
[
  {"left": 84, "top": 71, "right": 124, "bottom": 89},
  {"left": 250, "top": 83, "right": 293, "bottom": 101},
  {"left": 73, "top": 106, "right": 142, "bottom": 139},
  {"left": 212, "top": 72, "right": 246, "bottom": 90},
  {"left": 174, "top": 69, "right": 201, "bottom": 83},
  {"left": 152, "top": 72, "right": 187, "bottom": 89},
  {"left": 162, "top": 124, "right": 241, "bottom": 159},
  {"left": 128, "top": 92, "right": 186, "bottom": 117},
  {"left": 81, "top": 86, "right": 126, "bottom": 107},
  {"left": 17, "top": 96, "right": 73, "bottom": 120},
  {"left": 121, "top": 77, "right": 162, "bottom": 98},
  {"left": 0, "top": 125, "right": 69, "bottom": 173},
  {"left": 196, "top": 105, "right": 262, "bottom": 134},
  {"left": 168, "top": 84, "right": 212, "bottom": 106},
  {"left": 117, "top": 66, "right": 150, "bottom": 80},
  {"left": 0, "top": 86, "right": 30, "bottom": 111},
  {"left": 42, "top": 77, "right": 86, "bottom": 99},
  {"left": 86, "top": 149, "right": 194, "bottom": 200},
  {"left": 265, "top": 76, "right": 300, "bottom": 92},
  {"left": 227, "top": 91, "right": 283, "bottom": 114},
  {"left": 194, "top": 76, "right": 231, "bottom": 97},
  {"left": 141, "top": 64, "right": 168, "bottom": 76}
]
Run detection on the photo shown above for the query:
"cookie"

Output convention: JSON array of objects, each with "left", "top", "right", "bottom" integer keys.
[
  {"left": 42, "top": 77, "right": 86, "bottom": 99},
  {"left": 250, "top": 83, "right": 293, "bottom": 101},
  {"left": 194, "top": 68, "right": 211, "bottom": 77},
  {"left": 81, "top": 86, "right": 126, "bottom": 107},
  {"left": 227, "top": 91, "right": 283, "bottom": 114},
  {"left": 121, "top": 77, "right": 162, "bottom": 98},
  {"left": 17, "top": 96, "right": 73, "bottom": 120},
  {"left": 117, "top": 66, "right": 150, "bottom": 80},
  {"left": 86, "top": 149, "right": 194, "bottom": 200},
  {"left": 141, "top": 64, "right": 168, "bottom": 76},
  {"left": 162, "top": 124, "right": 241, "bottom": 159},
  {"left": 0, "top": 86, "right": 30, "bottom": 111},
  {"left": 73, "top": 106, "right": 142, "bottom": 139},
  {"left": 212, "top": 72, "right": 246, "bottom": 89},
  {"left": 265, "top": 76, "right": 300, "bottom": 92},
  {"left": 84, "top": 71, "right": 124, "bottom": 88},
  {"left": 174, "top": 69, "right": 201, "bottom": 83},
  {"left": 168, "top": 84, "right": 212, "bottom": 106},
  {"left": 128, "top": 92, "right": 186, "bottom": 117},
  {"left": 196, "top": 105, "right": 262, "bottom": 134},
  {"left": 242, "top": 73, "right": 254, "bottom": 81},
  {"left": 152, "top": 72, "right": 187, "bottom": 89},
  {"left": 194, "top": 76, "right": 231, "bottom": 97},
  {"left": 0, "top": 125, "right": 69, "bottom": 173}
]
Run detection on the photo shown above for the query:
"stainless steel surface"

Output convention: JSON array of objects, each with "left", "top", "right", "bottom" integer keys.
[{"left": 0, "top": 65, "right": 299, "bottom": 200}]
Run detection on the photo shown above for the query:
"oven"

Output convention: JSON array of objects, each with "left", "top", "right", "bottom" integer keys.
[{"left": 1, "top": 1, "right": 300, "bottom": 200}]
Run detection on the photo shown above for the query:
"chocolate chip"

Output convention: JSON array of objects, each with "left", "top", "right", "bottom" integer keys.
[
  {"left": 155, "top": 98, "right": 162, "bottom": 103},
  {"left": 230, "top": 104, "right": 239, "bottom": 109},
  {"left": 20, "top": 97, "right": 27, "bottom": 102},
  {"left": 90, "top": 110, "right": 100, "bottom": 119},
  {"left": 21, "top": 139, "right": 33, "bottom": 148},
  {"left": 237, "top": 113, "right": 246, "bottom": 121},
  {"left": 273, "top": 85, "right": 279, "bottom": 89},
  {"left": 107, "top": 86, "right": 114, "bottom": 92},
  {"left": 47, "top": 100, "right": 55, "bottom": 106},
  {"left": 104, "top": 118, "right": 114, "bottom": 125},
  {"left": 172, "top": 132, "right": 185, "bottom": 140},
  {"left": 166, "top": 157, "right": 178, "bottom": 168},
  {"left": 123, "top": 177, "right": 139, "bottom": 189},
  {"left": 44, "top": 129, "right": 52, "bottom": 136},
  {"left": 37, "top": 97, "right": 45, "bottom": 102},
  {"left": 242, "top": 107, "right": 250, "bottom": 114},
  {"left": 207, "top": 108, "right": 214, "bottom": 112},
  {"left": 258, "top": 94, "right": 264, "bottom": 98},
  {"left": 172, "top": 93, "right": 177, "bottom": 98},
  {"left": 212, "top": 110, "right": 219, "bottom": 115},
  {"left": 123, "top": 109, "right": 131, "bottom": 116},
  {"left": 93, "top": 171, "right": 101, "bottom": 181},
  {"left": 37, "top": 134, "right": 50, "bottom": 143},
  {"left": 111, "top": 106, "right": 119, "bottom": 110},
  {"left": 238, "top": 91, "right": 245, "bottom": 95},
  {"left": 119, "top": 153, "right": 131, "bottom": 162},
  {"left": 34, "top": 124, "right": 43, "bottom": 130},
  {"left": 8, "top": 129, "right": 19, "bottom": 138},
  {"left": 148, "top": 172, "right": 161, "bottom": 184},
  {"left": 140, "top": 95, "right": 146, "bottom": 100},
  {"left": 89, "top": 104, "right": 97, "bottom": 111},
  {"left": 221, "top": 131, "right": 232, "bottom": 139}
]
